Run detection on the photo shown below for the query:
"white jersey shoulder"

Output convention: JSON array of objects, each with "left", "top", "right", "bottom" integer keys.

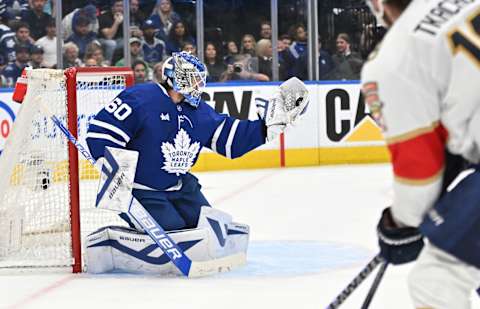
[
  {"left": 361, "top": 0, "right": 480, "bottom": 227},
  {"left": 362, "top": 0, "right": 480, "bottom": 148}
]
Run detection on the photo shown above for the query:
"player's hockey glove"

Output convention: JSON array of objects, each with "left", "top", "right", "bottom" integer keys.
[
  {"left": 256, "top": 77, "right": 309, "bottom": 142},
  {"left": 377, "top": 207, "right": 424, "bottom": 265}
]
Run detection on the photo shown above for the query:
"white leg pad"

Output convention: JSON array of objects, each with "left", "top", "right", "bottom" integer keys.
[
  {"left": 408, "top": 243, "right": 480, "bottom": 309},
  {"left": 85, "top": 207, "right": 249, "bottom": 275}
]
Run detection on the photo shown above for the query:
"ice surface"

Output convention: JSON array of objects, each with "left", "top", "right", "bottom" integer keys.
[{"left": 2, "top": 164, "right": 479, "bottom": 309}]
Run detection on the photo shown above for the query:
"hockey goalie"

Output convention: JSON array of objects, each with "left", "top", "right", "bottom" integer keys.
[{"left": 83, "top": 52, "right": 309, "bottom": 275}]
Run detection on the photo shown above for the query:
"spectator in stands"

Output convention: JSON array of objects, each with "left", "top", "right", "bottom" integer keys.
[
  {"left": 256, "top": 39, "right": 275, "bottom": 81},
  {"left": 329, "top": 33, "right": 363, "bottom": 80},
  {"left": 259, "top": 21, "right": 271, "bottom": 40},
  {"left": 360, "top": 23, "right": 386, "bottom": 59},
  {"left": 0, "top": 2, "right": 16, "bottom": 68},
  {"left": 98, "top": 0, "right": 124, "bottom": 64},
  {"left": 84, "top": 42, "right": 108, "bottom": 67},
  {"left": 150, "top": 0, "right": 180, "bottom": 41},
  {"left": 181, "top": 41, "right": 196, "bottom": 56},
  {"left": 115, "top": 37, "right": 144, "bottom": 66},
  {"left": 132, "top": 59, "right": 148, "bottom": 84},
  {"left": 278, "top": 34, "right": 292, "bottom": 52},
  {"left": 240, "top": 34, "right": 256, "bottom": 57},
  {"left": 165, "top": 20, "right": 195, "bottom": 55},
  {"left": 282, "top": 24, "right": 308, "bottom": 79},
  {"left": 3, "top": 0, "right": 27, "bottom": 18},
  {"left": 66, "top": 15, "right": 99, "bottom": 60},
  {"left": 62, "top": 0, "right": 98, "bottom": 16},
  {"left": 288, "top": 23, "right": 307, "bottom": 59},
  {"left": 35, "top": 18, "right": 56, "bottom": 68},
  {"left": 277, "top": 34, "right": 292, "bottom": 77},
  {"left": 130, "top": 0, "right": 146, "bottom": 28},
  {"left": 28, "top": 44, "right": 45, "bottom": 68},
  {"left": 152, "top": 61, "right": 163, "bottom": 83},
  {"left": 219, "top": 54, "right": 269, "bottom": 83},
  {"left": 14, "top": 22, "right": 34, "bottom": 49},
  {"left": 62, "top": 4, "right": 98, "bottom": 40},
  {"left": 84, "top": 57, "right": 97, "bottom": 67},
  {"left": 0, "top": 44, "right": 30, "bottom": 87},
  {"left": 205, "top": 42, "right": 225, "bottom": 82},
  {"left": 294, "top": 39, "right": 335, "bottom": 81},
  {"left": 63, "top": 42, "right": 82, "bottom": 68},
  {"left": 141, "top": 18, "right": 166, "bottom": 67},
  {"left": 223, "top": 40, "right": 239, "bottom": 65},
  {"left": 20, "top": 0, "right": 52, "bottom": 41}
]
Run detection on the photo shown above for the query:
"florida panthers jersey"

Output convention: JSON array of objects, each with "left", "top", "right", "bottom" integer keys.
[
  {"left": 361, "top": 0, "right": 480, "bottom": 227},
  {"left": 86, "top": 83, "right": 266, "bottom": 191}
]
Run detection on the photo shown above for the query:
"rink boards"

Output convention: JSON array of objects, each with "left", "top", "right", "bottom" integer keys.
[{"left": 0, "top": 81, "right": 390, "bottom": 173}]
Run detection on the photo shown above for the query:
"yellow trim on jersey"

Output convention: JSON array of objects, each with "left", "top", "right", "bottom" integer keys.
[
  {"left": 394, "top": 167, "right": 444, "bottom": 186},
  {"left": 385, "top": 121, "right": 440, "bottom": 145}
]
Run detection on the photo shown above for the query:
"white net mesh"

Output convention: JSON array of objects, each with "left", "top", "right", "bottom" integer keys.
[
  {"left": 75, "top": 72, "right": 128, "bottom": 242},
  {"left": 0, "top": 68, "right": 131, "bottom": 270}
]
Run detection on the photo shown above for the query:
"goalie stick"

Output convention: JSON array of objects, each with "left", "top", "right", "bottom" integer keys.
[
  {"left": 325, "top": 254, "right": 384, "bottom": 309},
  {"left": 46, "top": 104, "right": 244, "bottom": 277}
]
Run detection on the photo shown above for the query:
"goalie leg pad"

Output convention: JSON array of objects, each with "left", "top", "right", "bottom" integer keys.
[{"left": 85, "top": 208, "right": 249, "bottom": 275}]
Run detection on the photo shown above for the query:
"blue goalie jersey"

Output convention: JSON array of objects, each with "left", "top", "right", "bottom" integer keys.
[{"left": 86, "top": 83, "right": 266, "bottom": 191}]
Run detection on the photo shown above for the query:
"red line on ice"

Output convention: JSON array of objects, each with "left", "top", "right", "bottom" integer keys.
[
  {"left": 212, "top": 170, "right": 278, "bottom": 205},
  {"left": 7, "top": 275, "right": 76, "bottom": 309}
]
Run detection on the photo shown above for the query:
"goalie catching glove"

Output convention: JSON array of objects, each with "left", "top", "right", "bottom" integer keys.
[{"left": 256, "top": 77, "right": 309, "bottom": 141}]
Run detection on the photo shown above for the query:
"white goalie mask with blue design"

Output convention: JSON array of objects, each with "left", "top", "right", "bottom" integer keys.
[{"left": 162, "top": 52, "right": 207, "bottom": 107}]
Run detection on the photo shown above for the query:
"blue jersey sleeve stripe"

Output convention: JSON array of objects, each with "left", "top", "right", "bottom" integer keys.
[
  {"left": 226, "top": 119, "right": 240, "bottom": 159},
  {"left": 86, "top": 132, "right": 127, "bottom": 147},
  {"left": 155, "top": 83, "right": 169, "bottom": 96},
  {"left": 89, "top": 119, "right": 131, "bottom": 143},
  {"left": 0, "top": 32, "right": 14, "bottom": 42},
  {"left": 211, "top": 119, "right": 226, "bottom": 153}
]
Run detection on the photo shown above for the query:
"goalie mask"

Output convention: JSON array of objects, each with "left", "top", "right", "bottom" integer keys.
[{"left": 162, "top": 52, "right": 207, "bottom": 107}]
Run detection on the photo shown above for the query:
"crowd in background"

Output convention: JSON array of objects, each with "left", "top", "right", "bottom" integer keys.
[{"left": 0, "top": 0, "right": 385, "bottom": 87}]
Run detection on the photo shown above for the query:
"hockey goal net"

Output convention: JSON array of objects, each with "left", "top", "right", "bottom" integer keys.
[{"left": 0, "top": 67, "right": 134, "bottom": 272}]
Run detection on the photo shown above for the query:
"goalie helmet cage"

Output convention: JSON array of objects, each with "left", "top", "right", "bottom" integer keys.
[{"left": 0, "top": 67, "right": 134, "bottom": 273}]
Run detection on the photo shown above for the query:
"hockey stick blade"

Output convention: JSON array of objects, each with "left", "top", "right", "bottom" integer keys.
[
  {"left": 360, "top": 262, "right": 389, "bottom": 309},
  {"left": 325, "top": 254, "right": 384, "bottom": 309},
  {"left": 43, "top": 100, "right": 238, "bottom": 277}
]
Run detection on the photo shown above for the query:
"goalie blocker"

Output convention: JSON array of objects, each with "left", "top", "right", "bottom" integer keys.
[{"left": 85, "top": 207, "right": 250, "bottom": 274}]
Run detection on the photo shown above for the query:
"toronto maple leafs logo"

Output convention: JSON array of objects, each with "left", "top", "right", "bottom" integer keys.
[{"left": 161, "top": 129, "right": 200, "bottom": 175}]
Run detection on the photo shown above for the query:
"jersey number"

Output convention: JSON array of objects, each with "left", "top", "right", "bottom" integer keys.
[
  {"left": 448, "top": 11, "right": 480, "bottom": 64},
  {"left": 105, "top": 98, "right": 132, "bottom": 121}
]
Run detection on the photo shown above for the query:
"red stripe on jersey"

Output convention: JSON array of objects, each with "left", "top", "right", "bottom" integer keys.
[{"left": 388, "top": 124, "right": 448, "bottom": 181}]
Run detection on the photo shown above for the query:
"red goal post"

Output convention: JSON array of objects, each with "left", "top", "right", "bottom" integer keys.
[{"left": 0, "top": 67, "right": 134, "bottom": 273}]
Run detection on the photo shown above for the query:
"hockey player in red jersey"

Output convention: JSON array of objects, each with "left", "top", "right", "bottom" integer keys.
[{"left": 363, "top": 0, "right": 480, "bottom": 308}]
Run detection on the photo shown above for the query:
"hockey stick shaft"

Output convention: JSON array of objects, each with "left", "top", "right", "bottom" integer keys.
[
  {"left": 325, "top": 254, "right": 384, "bottom": 309},
  {"left": 360, "top": 262, "right": 389, "bottom": 309},
  {"left": 50, "top": 114, "right": 193, "bottom": 277}
]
